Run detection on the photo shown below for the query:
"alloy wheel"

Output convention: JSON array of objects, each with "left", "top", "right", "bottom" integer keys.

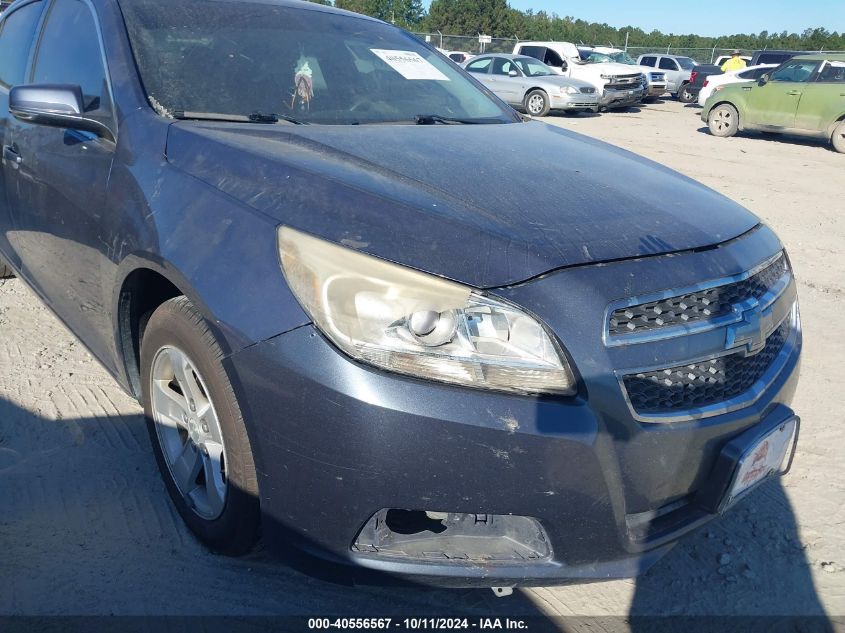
[
  {"left": 528, "top": 94, "right": 545, "bottom": 115},
  {"left": 150, "top": 345, "right": 228, "bottom": 520}
]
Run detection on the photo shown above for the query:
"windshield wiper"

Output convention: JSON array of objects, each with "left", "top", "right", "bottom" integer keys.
[
  {"left": 248, "top": 111, "right": 307, "bottom": 125},
  {"left": 414, "top": 114, "right": 496, "bottom": 125},
  {"left": 171, "top": 110, "right": 307, "bottom": 125}
]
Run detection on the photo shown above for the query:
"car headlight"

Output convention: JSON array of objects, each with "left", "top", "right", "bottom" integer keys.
[
  {"left": 600, "top": 74, "right": 613, "bottom": 80},
  {"left": 561, "top": 85, "right": 580, "bottom": 95},
  {"left": 278, "top": 227, "right": 576, "bottom": 395}
]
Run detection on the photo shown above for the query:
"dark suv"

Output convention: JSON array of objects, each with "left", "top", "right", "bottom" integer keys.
[{"left": 0, "top": 0, "right": 801, "bottom": 588}]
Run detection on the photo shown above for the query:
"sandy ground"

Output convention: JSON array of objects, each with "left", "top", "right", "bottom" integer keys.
[{"left": 0, "top": 100, "right": 843, "bottom": 624}]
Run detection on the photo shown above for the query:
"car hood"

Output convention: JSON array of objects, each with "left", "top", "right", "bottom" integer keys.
[
  {"left": 166, "top": 120, "right": 759, "bottom": 288},
  {"left": 533, "top": 75, "right": 596, "bottom": 90},
  {"left": 576, "top": 61, "right": 642, "bottom": 76}
]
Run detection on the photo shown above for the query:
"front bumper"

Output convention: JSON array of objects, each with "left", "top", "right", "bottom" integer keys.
[
  {"left": 646, "top": 83, "right": 668, "bottom": 97},
  {"left": 225, "top": 225, "right": 801, "bottom": 588},
  {"left": 551, "top": 93, "right": 600, "bottom": 111},
  {"left": 601, "top": 86, "right": 645, "bottom": 107}
]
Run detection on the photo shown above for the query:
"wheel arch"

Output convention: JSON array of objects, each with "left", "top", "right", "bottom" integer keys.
[
  {"left": 826, "top": 113, "right": 845, "bottom": 139},
  {"left": 113, "top": 255, "right": 222, "bottom": 400},
  {"left": 708, "top": 99, "right": 743, "bottom": 130}
]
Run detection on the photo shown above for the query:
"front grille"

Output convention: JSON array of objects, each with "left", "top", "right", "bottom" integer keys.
[
  {"left": 606, "top": 74, "right": 643, "bottom": 90},
  {"left": 580, "top": 87, "right": 597, "bottom": 94},
  {"left": 609, "top": 254, "right": 789, "bottom": 337},
  {"left": 623, "top": 319, "right": 790, "bottom": 414}
]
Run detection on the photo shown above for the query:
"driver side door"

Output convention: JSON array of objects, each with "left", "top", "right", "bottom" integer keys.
[
  {"left": 745, "top": 59, "right": 820, "bottom": 128},
  {"left": 489, "top": 57, "right": 522, "bottom": 104},
  {"left": 6, "top": 0, "right": 118, "bottom": 362}
]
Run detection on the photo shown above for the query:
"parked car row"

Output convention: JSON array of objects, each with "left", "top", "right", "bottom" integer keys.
[{"left": 511, "top": 42, "right": 648, "bottom": 110}]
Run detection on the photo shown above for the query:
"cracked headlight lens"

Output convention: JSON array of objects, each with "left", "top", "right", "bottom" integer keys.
[{"left": 278, "top": 227, "right": 576, "bottom": 395}]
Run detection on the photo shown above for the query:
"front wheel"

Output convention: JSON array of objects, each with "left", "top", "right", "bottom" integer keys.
[
  {"left": 708, "top": 104, "right": 739, "bottom": 138},
  {"left": 832, "top": 120, "right": 845, "bottom": 154},
  {"left": 678, "top": 84, "right": 695, "bottom": 103},
  {"left": 141, "top": 296, "right": 260, "bottom": 555},
  {"left": 524, "top": 89, "right": 550, "bottom": 117}
]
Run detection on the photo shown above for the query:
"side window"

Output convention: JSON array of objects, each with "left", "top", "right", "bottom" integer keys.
[
  {"left": 816, "top": 61, "right": 845, "bottom": 84},
  {"left": 659, "top": 58, "right": 678, "bottom": 71},
  {"left": 491, "top": 57, "right": 515, "bottom": 76},
  {"left": 640, "top": 56, "right": 656, "bottom": 67},
  {"left": 0, "top": 2, "right": 44, "bottom": 90},
  {"left": 465, "top": 58, "right": 492, "bottom": 74},
  {"left": 544, "top": 49, "right": 565, "bottom": 70},
  {"left": 31, "top": 0, "right": 113, "bottom": 125},
  {"left": 519, "top": 46, "right": 544, "bottom": 62},
  {"left": 770, "top": 60, "right": 819, "bottom": 83}
]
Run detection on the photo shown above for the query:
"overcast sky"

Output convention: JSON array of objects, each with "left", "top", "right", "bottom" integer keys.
[{"left": 481, "top": 0, "right": 845, "bottom": 38}]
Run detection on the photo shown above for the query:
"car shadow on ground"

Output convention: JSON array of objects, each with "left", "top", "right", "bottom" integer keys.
[
  {"left": 0, "top": 395, "right": 553, "bottom": 622},
  {"left": 695, "top": 126, "right": 835, "bottom": 152},
  {"left": 629, "top": 478, "right": 835, "bottom": 631}
]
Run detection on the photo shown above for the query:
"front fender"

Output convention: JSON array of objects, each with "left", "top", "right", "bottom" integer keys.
[{"left": 109, "top": 162, "right": 311, "bottom": 361}]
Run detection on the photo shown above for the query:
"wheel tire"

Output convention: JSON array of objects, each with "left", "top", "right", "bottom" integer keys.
[
  {"left": 678, "top": 84, "right": 695, "bottom": 103},
  {"left": 832, "top": 121, "right": 845, "bottom": 154},
  {"left": 140, "top": 296, "right": 260, "bottom": 555},
  {"left": 708, "top": 103, "right": 740, "bottom": 138},
  {"left": 0, "top": 257, "right": 14, "bottom": 279},
  {"left": 524, "top": 90, "right": 550, "bottom": 117}
]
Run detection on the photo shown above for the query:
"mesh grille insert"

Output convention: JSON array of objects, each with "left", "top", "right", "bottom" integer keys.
[
  {"left": 609, "top": 254, "right": 789, "bottom": 337},
  {"left": 623, "top": 319, "right": 791, "bottom": 415}
]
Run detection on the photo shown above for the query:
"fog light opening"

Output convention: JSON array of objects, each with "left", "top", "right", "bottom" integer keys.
[
  {"left": 385, "top": 509, "right": 447, "bottom": 535},
  {"left": 353, "top": 509, "right": 552, "bottom": 563}
]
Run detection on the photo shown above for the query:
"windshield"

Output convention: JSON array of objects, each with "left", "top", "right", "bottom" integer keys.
[
  {"left": 608, "top": 52, "right": 637, "bottom": 65},
  {"left": 513, "top": 57, "right": 555, "bottom": 77},
  {"left": 582, "top": 52, "right": 614, "bottom": 64},
  {"left": 676, "top": 57, "right": 695, "bottom": 70},
  {"left": 118, "top": 0, "right": 513, "bottom": 125}
]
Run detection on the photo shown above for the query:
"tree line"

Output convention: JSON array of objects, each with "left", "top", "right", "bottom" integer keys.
[{"left": 309, "top": 0, "right": 845, "bottom": 51}]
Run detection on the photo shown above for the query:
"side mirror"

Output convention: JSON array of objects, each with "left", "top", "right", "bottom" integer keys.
[
  {"left": 9, "top": 84, "right": 115, "bottom": 142},
  {"left": 758, "top": 73, "right": 770, "bottom": 86},
  {"left": 508, "top": 69, "right": 519, "bottom": 77}
]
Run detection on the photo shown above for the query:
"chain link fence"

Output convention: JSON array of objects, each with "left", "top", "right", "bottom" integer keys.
[
  {"left": 413, "top": 32, "right": 519, "bottom": 55},
  {"left": 413, "top": 34, "right": 845, "bottom": 64}
]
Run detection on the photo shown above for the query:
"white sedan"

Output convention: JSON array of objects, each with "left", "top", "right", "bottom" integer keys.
[{"left": 698, "top": 64, "right": 777, "bottom": 106}]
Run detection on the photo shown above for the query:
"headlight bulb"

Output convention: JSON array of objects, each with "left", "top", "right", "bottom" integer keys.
[{"left": 408, "top": 310, "right": 457, "bottom": 347}]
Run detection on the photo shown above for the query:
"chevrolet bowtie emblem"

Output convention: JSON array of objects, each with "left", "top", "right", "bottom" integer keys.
[{"left": 725, "top": 304, "right": 775, "bottom": 356}]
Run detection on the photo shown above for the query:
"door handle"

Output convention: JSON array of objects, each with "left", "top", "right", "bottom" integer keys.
[
  {"left": 3, "top": 145, "right": 22, "bottom": 168},
  {"left": 787, "top": 90, "right": 801, "bottom": 96}
]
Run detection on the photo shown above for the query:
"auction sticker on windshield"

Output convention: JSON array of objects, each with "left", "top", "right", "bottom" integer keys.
[{"left": 370, "top": 49, "right": 449, "bottom": 81}]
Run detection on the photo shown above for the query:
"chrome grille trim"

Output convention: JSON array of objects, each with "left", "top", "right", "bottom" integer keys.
[
  {"left": 616, "top": 304, "right": 799, "bottom": 424},
  {"left": 604, "top": 252, "right": 790, "bottom": 347}
]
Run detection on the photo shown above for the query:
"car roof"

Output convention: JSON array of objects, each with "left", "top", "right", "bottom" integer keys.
[
  {"left": 792, "top": 53, "right": 845, "bottom": 62},
  {"left": 115, "top": 0, "right": 382, "bottom": 23},
  {"left": 638, "top": 53, "right": 690, "bottom": 59},
  {"left": 471, "top": 53, "right": 527, "bottom": 60}
]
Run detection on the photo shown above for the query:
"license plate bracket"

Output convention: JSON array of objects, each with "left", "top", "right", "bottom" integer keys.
[
  {"left": 695, "top": 411, "right": 800, "bottom": 514},
  {"left": 723, "top": 417, "right": 798, "bottom": 509}
]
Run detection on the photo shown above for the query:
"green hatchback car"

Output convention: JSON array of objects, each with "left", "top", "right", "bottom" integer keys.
[{"left": 702, "top": 53, "right": 845, "bottom": 152}]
